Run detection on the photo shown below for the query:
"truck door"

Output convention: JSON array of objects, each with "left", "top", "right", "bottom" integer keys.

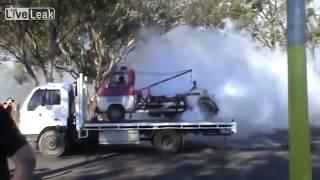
[
  {"left": 42, "top": 89, "right": 67, "bottom": 126},
  {"left": 19, "top": 89, "right": 67, "bottom": 135},
  {"left": 19, "top": 89, "right": 45, "bottom": 134}
]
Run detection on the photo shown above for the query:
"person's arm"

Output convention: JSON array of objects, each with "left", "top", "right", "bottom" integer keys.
[
  {"left": 0, "top": 105, "right": 36, "bottom": 180},
  {"left": 10, "top": 144, "right": 36, "bottom": 180}
]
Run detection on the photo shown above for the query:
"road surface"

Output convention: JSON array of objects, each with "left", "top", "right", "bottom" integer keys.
[{"left": 9, "top": 130, "right": 320, "bottom": 180}]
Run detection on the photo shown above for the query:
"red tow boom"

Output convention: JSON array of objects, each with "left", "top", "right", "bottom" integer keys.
[{"left": 138, "top": 69, "right": 192, "bottom": 96}]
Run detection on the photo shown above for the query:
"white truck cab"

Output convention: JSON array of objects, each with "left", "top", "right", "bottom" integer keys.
[{"left": 19, "top": 83, "right": 73, "bottom": 135}]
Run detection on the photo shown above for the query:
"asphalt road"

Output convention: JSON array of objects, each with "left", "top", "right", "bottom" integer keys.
[{"left": 9, "top": 130, "right": 320, "bottom": 180}]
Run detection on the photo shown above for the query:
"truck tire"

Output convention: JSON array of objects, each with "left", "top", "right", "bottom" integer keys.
[
  {"left": 38, "top": 130, "right": 66, "bottom": 158},
  {"left": 153, "top": 130, "right": 183, "bottom": 154},
  {"left": 107, "top": 105, "right": 125, "bottom": 122}
]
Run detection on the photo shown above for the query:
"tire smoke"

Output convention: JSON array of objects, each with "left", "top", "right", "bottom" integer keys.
[{"left": 127, "top": 26, "right": 320, "bottom": 139}]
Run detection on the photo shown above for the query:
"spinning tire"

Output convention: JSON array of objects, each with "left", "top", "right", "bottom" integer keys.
[
  {"left": 38, "top": 130, "right": 66, "bottom": 158},
  {"left": 107, "top": 105, "right": 125, "bottom": 122},
  {"left": 153, "top": 130, "right": 183, "bottom": 154}
]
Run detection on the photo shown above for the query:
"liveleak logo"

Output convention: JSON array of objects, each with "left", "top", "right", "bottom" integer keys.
[{"left": 5, "top": 7, "right": 55, "bottom": 20}]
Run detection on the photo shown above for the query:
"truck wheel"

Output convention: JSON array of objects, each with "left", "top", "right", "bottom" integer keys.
[
  {"left": 153, "top": 130, "right": 183, "bottom": 154},
  {"left": 38, "top": 130, "right": 66, "bottom": 158},
  {"left": 107, "top": 105, "right": 125, "bottom": 122}
]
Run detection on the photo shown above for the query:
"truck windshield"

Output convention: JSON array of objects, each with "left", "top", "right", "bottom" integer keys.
[
  {"left": 27, "top": 89, "right": 61, "bottom": 111},
  {"left": 27, "top": 89, "right": 45, "bottom": 111},
  {"left": 46, "top": 90, "right": 61, "bottom": 105},
  {"left": 110, "top": 74, "right": 128, "bottom": 86}
]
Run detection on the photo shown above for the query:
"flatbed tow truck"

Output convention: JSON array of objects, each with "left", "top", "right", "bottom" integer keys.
[{"left": 18, "top": 68, "right": 236, "bottom": 158}]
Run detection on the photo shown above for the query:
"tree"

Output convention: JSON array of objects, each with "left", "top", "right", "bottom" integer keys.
[
  {"left": 57, "top": 0, "right": 183, "bottom": 90},
  {"left": 0, "top": 0, "right": 86, "bottom": 85},
  {"left": 306, "top": 6, "right": 320, "bottom": 61},
  {"left": 235, "top": 0, "right": 287, "bottom": 50},
  {"left": 183, "top": 0, "right": 250, "bottom": 29},
  {"left": 0, "top": 16, "right": 40, "bottom": 86},
  {"left": 182, "top": 0, "right": 319, "bottom": 53},
  {"left": 24, "top": 0, "right": 81, "bottom": 83}
]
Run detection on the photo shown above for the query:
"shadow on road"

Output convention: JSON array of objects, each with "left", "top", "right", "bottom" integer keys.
[
  {"left": 32, "top": 127, "right": 320, "bottom": 180},
  {"left": 33, "top": 153, "right": 120, "bottom": 180}
]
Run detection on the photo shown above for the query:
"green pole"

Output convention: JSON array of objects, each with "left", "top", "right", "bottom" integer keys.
[{"left": 287, "top": 0, "right": 312, "bottom": 180}]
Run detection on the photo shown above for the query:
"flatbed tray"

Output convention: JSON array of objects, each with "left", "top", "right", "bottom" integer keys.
[{"left": 82, "top": 120, "right": 237, "bottom": 134}]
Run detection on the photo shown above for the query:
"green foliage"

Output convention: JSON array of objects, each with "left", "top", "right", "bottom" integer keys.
[
  {"left": 183, "top": 0, "right": 319, "bottom": 51},
  {"left": 1, "top": 0, "right": 319, "bottom": 87},
  {"left": 56, "top": 0, "right": 182, "bottom": 89},
  {"left": 1, "top": 0, "right": 181, "bottom": 87},
  {"left": 183, "top": 0, "right": 250, "bottom": 28}
]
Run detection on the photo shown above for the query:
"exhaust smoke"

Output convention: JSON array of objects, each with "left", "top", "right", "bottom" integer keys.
[
  {"left": 0, "top": 64, "right": 75, "bottom": 105},
  {"left": 127, "top": 26, "right": 320, "bottom": 139}
]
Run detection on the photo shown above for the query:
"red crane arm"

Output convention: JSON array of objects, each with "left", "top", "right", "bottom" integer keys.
[{"left": 138, "top": 69, "right": 192, "bottom": 95}]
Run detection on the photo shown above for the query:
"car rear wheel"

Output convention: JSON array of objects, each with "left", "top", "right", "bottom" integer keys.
[{"left": 107, "top": 105, "right": 125, "bottom": 122}]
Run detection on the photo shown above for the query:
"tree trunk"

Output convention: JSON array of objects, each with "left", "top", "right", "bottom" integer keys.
[
  {"left": 20, "top": 27, "right": 40, "bottom": 87},
  {"left": 47, "top": 21, "right": 58, "bottom": 82},
  {"left": 23, "top": 61, "right": 39, "bottom": 86},
  {"left": 310, "top": 45, "right": 316, "bottom": 62},
  {"left": 89, "top": 24, "right": 105, "bottom": 92}
]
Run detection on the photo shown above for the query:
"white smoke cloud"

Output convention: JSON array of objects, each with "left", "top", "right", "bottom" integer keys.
[
  {"left": 0, "top": 64, "right": 75, "bottom": 105},
  {"left": 127, "top": 25, "right": 320, "bottom": 138},
  {"left": 0, "top": 64, "right": 34, "bottom": 104}
]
